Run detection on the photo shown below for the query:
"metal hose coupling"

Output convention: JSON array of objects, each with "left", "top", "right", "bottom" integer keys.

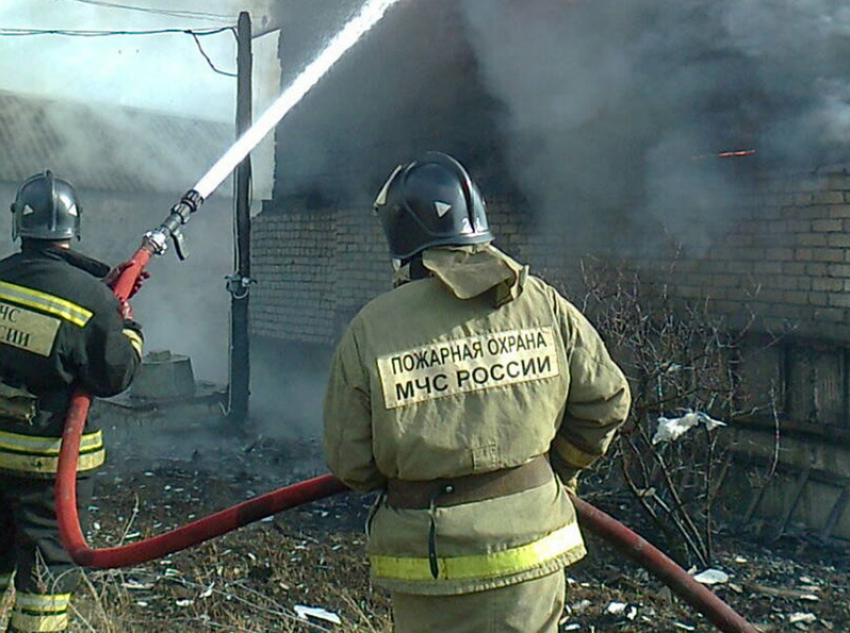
[
  {"left": 169, "top": 189, "right": 204, "bottom": 226},
  {"left": 144, "top": 190, "right": 205, "bottom": 260}
]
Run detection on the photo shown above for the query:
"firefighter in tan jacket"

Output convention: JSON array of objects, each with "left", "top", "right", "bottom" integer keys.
[{"left": 323, "top": 152, "right": 630, "bottom": 633}]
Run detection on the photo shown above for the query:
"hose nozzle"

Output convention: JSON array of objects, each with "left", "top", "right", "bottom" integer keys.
[{"left": 145, "top": 190, "right": 205, "bottom": 260}]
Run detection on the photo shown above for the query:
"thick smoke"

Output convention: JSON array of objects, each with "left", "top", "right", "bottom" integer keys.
[{"left": 461, "top": 0, "right": 850, "bottom": 249}]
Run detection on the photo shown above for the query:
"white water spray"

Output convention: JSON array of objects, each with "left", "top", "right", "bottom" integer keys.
[{"left": 193, "top": 0, "right": 405, "bottom": 200}]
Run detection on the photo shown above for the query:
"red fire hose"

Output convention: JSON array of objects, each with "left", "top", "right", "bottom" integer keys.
[
  {"left": 55, "top": 249, "right": 757, "bottom": 632},
  {"left": 570, "top": 495, "right": 758, "bottom": 633}
]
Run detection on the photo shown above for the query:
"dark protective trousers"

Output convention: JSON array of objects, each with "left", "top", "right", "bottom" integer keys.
[{"left": 0, "top": 474, "right": 92, "bottom": 632}]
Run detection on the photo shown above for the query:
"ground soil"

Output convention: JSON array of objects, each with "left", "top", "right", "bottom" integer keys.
[{"left": 1, "top": 433, "right": 847, "bottom": 632}]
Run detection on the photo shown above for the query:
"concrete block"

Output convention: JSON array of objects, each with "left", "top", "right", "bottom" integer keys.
[
  {"left": 828, "top": 293, "right": 850, "bottom": 308},
  {"left": 828, "top": 263, "right": 850, "bottom": 278},
  {"left": 813, "top": 248, "right": 846, "bottom": 263},
  {"left": 813, "top": 191, "right": 846, "bottom": 205},
  {"left": 813, "top": 218, "right": 844, "bottom": 232},
  {"left": 783, "top": 262, "right": 807, "bottom": 275},
  {"left": 788, "top": 220, "right": 812, "bottom": 232},
  {"left": 739, "top": 248, "right": 767, "bottom": 261},
  {"left": 782, "top": 290, "right": 809, "bottom": 305},
  {"left": 813, "top": 307, "right": 845, "bottom": 322},
  {"left": 828, "top": 233, "right": 850, "bottom": 248},
  {"left": 753, "top": 261, "right": 783, "bottom": 275},
  {"left": 765, "top": 248, "right": 795, "bottom": 261},
  {"left": 808, "top": 292, "right": 829, "bottom": 306},
  {"left": 798, "top": 233, "right": 829, "bottom": 247},
  {"left": 727, "top": 261, "right": 752, "bottom": 274},
  {"left": 813, "top": 278, "right": 845, "bottom": 292},
  {"left": 806, "top": 263, "right": 828, "bottom": 276}
]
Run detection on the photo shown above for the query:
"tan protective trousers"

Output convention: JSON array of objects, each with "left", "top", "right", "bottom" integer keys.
[{"left": 390, "top": 570, "right": 565, "bottom": 633}]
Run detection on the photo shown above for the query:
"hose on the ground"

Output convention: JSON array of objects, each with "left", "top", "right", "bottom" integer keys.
[{"left": 55, "top": 256, "right": 757, "bottom": 632}]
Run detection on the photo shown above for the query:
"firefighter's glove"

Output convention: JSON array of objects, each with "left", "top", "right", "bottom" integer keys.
[
  {"left": 554, "top": 463, "right": 581, "bottom": 496},
  {"left": 103, "top": 261, "right": 150, "bottom": 299},
  {"left": 561, "top": 470, "right": 580, "bottom": 496},
  {"left": 118, "top": 297, "right": 134, "bottom": 321}
]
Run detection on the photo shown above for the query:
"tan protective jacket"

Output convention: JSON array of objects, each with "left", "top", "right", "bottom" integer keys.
[{"left": 324, "top": 245, "right": 630, "bottom": 595}]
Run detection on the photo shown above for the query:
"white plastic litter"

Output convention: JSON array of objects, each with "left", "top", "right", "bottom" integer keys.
[
  {"left": 692, "top": 568, "right": 730, "bottom": 585},
  {"left": 606, "top": 601, "right": 628, "bottom": 615},
  {"left": 121, "top": 580, "right": 154, "bottom": 590},
  {"left": 653, "top": 411, "right": 726, "bottom": 445},
  {"left": 789, "top": 613, "right": 817, "bottom": 624},
  {"left": 570, "top": 599, "right": 592, "bottom": 614},
  {"left": 294, "top": 605, "right": 342, "bottom": 625}
]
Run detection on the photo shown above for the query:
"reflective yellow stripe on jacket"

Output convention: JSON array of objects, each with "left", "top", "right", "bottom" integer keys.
[
  {"left": 123, "top": 327, "right": 143, "bottom": 358},
  {"left": 369, "top": 522, "right": 585, "bottom": 582},
  {"left": 0, "top": 429, "right": 105, "bottom": 474},
  {"left": 12, "top": 592, "right": 71, "bottom": 632},
  {"left": 0, "top": 281, "right": 92, "bottom": 327}
]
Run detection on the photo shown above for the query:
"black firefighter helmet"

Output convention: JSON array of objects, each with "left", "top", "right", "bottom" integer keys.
[
  {"left": 10, "top": 170, "right": 82, "bottom": 241},
  {"left": 374, "top": 152, "right": 493, "bottom": 260}
]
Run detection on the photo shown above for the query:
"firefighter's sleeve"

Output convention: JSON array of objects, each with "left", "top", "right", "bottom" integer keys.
[
  {"left": 552, "top": 298, "right": 631, "bottom": 488},
  {"left": 323, "top": 325, "right": 386, "bottom": 493},
  {"left": 74, "top": 294, "right": 143, "bottom": 397}
]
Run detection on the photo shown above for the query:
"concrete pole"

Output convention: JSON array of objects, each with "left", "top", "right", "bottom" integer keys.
[{"left": 228, "top": 11, "right": 253, "bottom": 425}]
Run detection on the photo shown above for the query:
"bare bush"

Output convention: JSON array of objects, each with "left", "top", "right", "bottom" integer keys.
[{"left": 577, "top": 259, "right": 769, "bottom": 568}]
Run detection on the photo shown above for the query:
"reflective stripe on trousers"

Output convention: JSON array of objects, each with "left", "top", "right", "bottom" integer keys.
[
  {"left": 370, "top": 521, "right": 584, "bottom": 582},
  {"left": 0, "top": 429, "right": 104, "bottom": 474},
  {"left": 11, "top": 592, "right": 71, "bottom": 632}
]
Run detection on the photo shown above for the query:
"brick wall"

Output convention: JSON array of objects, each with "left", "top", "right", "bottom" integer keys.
[
  {"left": 249, "top": 168, "right": 850, "bottom": 344},
  {"left": 644, "top": 168, "right": 850, "bottom": 342},
  {"left": 249, "top": 197, "right": 538, "bottom": 344},
  {"left": 251, "top": 199, "right": 387, "bottom": 345}
]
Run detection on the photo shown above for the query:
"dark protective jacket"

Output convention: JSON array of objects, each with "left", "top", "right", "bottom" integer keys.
[
  {"left": 0, "top": 244, "right": 143, "bottom": 476},
  {"left": 324, "top": 244, "right": 630, "bottom": 596}
]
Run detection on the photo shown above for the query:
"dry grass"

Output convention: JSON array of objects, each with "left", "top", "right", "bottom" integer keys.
[
  {"left": 1, "top": 542, "right": 392, "bottom": 633},
  {"left": 1, "top": 472, "right": 393, "bottom": 632},
  {"left": 4, "top": 441, "right": 847, "bottom": 632}
]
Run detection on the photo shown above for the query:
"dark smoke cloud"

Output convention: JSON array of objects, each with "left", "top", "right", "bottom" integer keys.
[{"left": 461, "top": 0, "right": 850, "bottom": 248}]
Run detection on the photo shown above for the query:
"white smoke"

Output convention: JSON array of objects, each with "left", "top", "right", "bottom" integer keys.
[
  {"left": 0, "top": 0, "right": 275, "bottom": 121},
  {"left": 461, "top": 0, "right": 850, "bottom": 249}
]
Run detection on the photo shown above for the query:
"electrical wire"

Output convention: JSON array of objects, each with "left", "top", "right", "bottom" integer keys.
[
  {"left": 191, "top": 31, "right": 237, "bottom": 77},
  {"left": 0, "top": 27, "right": 232, "bottom": 37},
  {"left": 58, "top": 0, "right": 232, "bottom": 21},
  {"left": 0, "top": 26, "right": 237, "bottom": 78}
]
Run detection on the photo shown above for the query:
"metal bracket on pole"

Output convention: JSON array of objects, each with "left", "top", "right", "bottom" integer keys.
[{"left": 225, "top": 274, "right": 256, "bottom": 300}]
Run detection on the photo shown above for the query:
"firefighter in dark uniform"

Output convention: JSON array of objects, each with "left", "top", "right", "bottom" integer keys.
[
  {"left": 324, "top": 153, "right": 631, "bottom": 632},
  {"left": 0, "top": 171, "right": 143, "bottom": 633}
]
